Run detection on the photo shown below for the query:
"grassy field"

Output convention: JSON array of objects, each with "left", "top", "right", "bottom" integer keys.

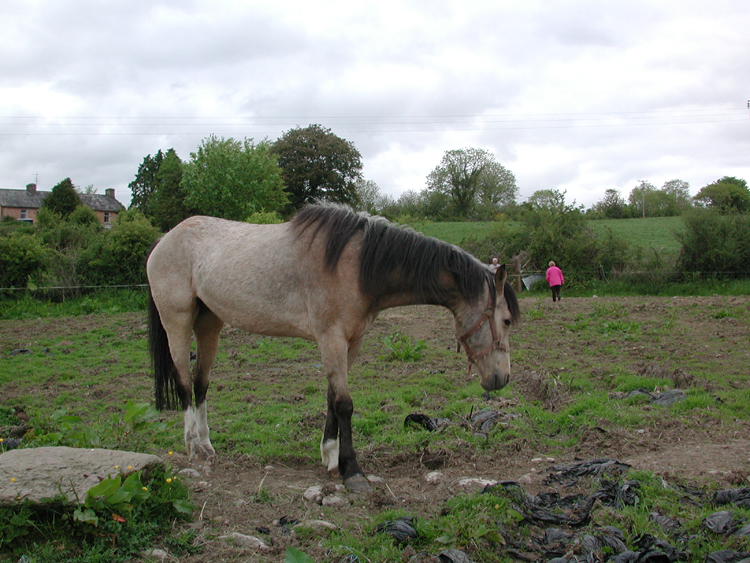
[
  {"left": 410, "top": 216, "right": 685, "bottom": 255},
  {"left": 1, "top": 292, "right": 749, "bottom": 562}
]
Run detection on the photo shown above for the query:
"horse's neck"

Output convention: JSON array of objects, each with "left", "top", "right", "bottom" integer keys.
[{"left": 373, "top": 282, "right": 460, "bottom": 314}]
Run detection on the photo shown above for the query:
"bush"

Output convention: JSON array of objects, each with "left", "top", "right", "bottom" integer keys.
[
  {"left": 0, "top": 231, "right": 49, "bottom": 288},
  {"left": 80, "top": 210, "right": 161, "bottom": 286},
  {"left": 676, "top": 209, "right": 750, "bottom": 278}
]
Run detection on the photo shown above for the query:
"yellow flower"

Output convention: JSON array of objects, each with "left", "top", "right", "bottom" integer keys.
[
  {"left": 114, "top": 465, "right": 120, "bottom": 470},
  {"left": 142, "top": 487, "right": 148, "bottom": 491},
  {"left": 10, "top": 478, "right": 16, "bottom": 482},
  {"left": 168, "top": 451, "right": 173, "bottom": 456},
  {"left": 127, "top": 466, "right": 133, "bottom": 471},
  {"left": 166, "top": 478, "right": 172, "bottom": 484},
  {"left": 0, "top": 438, "right": 4, "bottom": 443}
]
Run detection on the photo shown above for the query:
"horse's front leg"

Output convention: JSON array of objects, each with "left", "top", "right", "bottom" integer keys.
[{"left": 319, "top": 335, "right": 371, "bottom": 493}]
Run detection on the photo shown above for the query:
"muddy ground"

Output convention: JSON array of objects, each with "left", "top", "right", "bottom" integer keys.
[{"left": 3, "top": 295, "right": 750, "bottom": 562}]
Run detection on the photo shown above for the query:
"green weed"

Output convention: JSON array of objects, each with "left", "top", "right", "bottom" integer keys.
[{"left": 380, "top": 331, "right": 427, "bottom": 362}]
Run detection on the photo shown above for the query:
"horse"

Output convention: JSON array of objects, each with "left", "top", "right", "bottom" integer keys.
[{"left": 146, "top": 203, "right": 520, "bottom": 492}]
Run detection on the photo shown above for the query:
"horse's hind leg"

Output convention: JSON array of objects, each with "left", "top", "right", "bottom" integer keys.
[{"left": 190, "top": 304, "right": 224, "bottom": 462}]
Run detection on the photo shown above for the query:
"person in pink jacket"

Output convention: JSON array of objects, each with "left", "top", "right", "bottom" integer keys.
[{"left": 546, "top": 261, "right": 564, "bottom": 302}]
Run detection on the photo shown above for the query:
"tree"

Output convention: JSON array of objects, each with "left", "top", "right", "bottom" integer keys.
[
  {"left": 129, "top": 150, "right": 166, "bottom": 217},
  {"left": 150, "top": 149, "right": 191, "bottom": 231},
  {"left": 693, "top": 176, "right": 750, "bottom": 213},
  {"left": 627, "top": 181, "right": 658, "bottom": 218},
  {"left": 592, "top": 189, "right": 627, "bottom": 219},
  {"left": 42, "top": 178, "right": 81, "bottom": 218},
  {"left": 352, "top": 179, "right": 393, "bottom": 215},
  {"left": 475, "top": 160, "right": 518, "bottom": 218},
  {"left": 662, "top": 179, "right": 692, "bottom": 213},
  {"left": 426, "top": 148, "right": 516, "bottom": 218},
  {"left": 271, "top": 124, "right": 363, "bottom": 210},
  {"left": 182, "top": 135, "right": 288, "bottom": 221}
]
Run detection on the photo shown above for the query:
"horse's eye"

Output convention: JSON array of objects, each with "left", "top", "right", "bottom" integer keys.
[{"left": 504, "top": 319, "right": 512, "bottom": 327}]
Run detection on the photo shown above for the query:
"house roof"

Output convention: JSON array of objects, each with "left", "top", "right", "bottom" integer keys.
[{"left": 0, "top": 189, "right": 125, "bottom": 213}]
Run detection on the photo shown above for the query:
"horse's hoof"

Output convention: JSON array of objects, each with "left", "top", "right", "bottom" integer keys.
[
  {"left": 344, "top": 474, "right": 372, "bottom": 493},
  {"left": 189, "top": 446, "right": 216, "bottom": 465}
]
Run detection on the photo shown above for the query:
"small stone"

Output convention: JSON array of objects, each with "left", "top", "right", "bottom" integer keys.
[
  {"left": 178, "top": 468, "right": 202, "bottom": 479},
  {"left": 223, "top": 532, "right": 272, "bottom": 551},
  {"left": 456, "top": 477, "right": 496, "bottom": 489},
  {"left": 367, "top": 475, "right": 384, "bottom": 483},
  {"left": 321, "top": 494, "right": 350, "bottom": 507},
  {"left": 141, "top": 548, "right": 170, "bottom": 560},
  {"left": 303, "top": 485, "right": 324, "bottom": 503},
  {"left": 295, "top": 519, "right": 337, "bottom": 530},
  {"left": 425, "top": 471, "right": 444, "bottom": 483}
]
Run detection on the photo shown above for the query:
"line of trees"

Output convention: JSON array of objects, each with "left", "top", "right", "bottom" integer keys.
[
  {"left": 2, "top": 122, "right": 749, "bottom": 293},
  {"left": 586, "top": 177, "right": 750, "bottom": 219}
]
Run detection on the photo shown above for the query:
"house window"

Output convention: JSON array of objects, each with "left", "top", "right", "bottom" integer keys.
[
  {"left": 20, "top": 209, "right": 28, "bottom": 219},
  {"left": 103, "top": 212, "right": 110, "bottom": 224}
]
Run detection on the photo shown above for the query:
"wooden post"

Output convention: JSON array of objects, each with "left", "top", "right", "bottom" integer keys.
[{"left": 513, "top": 256, "right": 522, "bottom": 293}]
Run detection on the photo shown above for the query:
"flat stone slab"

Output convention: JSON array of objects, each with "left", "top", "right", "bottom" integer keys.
[{"left": 0, "top": 446, "right": 163, "bottom": 505}]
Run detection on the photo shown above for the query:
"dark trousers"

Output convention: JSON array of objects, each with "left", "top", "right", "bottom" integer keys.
[{"left": 551, "top": 285, "right": 562, "bottom": 302}]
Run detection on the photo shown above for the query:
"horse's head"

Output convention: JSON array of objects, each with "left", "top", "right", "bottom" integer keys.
[{"left": 455, "top": 264, "right": 519, "bottom": 391}]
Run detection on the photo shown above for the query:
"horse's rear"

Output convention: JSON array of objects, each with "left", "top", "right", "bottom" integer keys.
[{"left": 146, "top": 215, "right": 372, "bottom": 470}]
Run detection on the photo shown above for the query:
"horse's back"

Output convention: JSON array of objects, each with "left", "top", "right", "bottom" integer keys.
[{"left": 147, "top": 215, "right": 367, "bottom": 339}]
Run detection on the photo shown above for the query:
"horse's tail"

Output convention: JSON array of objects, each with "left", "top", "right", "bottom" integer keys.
[{"left": 148, "top": 290, "right": 180, "bottom": 411}]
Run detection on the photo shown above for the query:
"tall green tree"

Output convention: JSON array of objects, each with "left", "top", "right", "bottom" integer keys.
[
  {"left": 150, "top": 148, "right": 191, "bottom": 231},
  {"left": 662, "top": 179, "right": 692, "bottom": 213},
  {"left": 693, "top": 176, "right": 750, "bottom": 213},
  {"left": 426, "top": 148, "right": 516, "bottom": 218},
  {"left": 42, "top": 178, "right": 81, "bottom": 218},
  {"left": 627, "top": 181, "right": 658, "bottom": 218},
  {"left": 271, "top": 124, "right": 363, "bottom": 210},
  {"left": 182, "top": 135, "right": 288, "bottom": 221},
  {"left": 475, "top": 160, "right": 518, "bottom": 219},
  {"left": 592, "top": 188, "right": 627, "bottom": 218},
  {"left": 128, "top": 150, "right": 165, "bottom": 217}
]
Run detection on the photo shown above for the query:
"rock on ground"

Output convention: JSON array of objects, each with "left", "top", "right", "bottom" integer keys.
[{"left": 0, "top": 446, "right": 164, "bottom": 505}]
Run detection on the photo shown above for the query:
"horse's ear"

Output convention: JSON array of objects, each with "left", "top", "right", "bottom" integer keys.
[{"left": 494, "top": 264, "right": 507, "bottom": 293}]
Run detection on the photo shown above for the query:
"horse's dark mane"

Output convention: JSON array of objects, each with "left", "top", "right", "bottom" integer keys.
[{"left": 292, "top": 203, "right": 519, "bottom": 320}]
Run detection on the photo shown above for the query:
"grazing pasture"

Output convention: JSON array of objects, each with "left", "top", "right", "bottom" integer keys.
[{"left": 1, "top": 293, "right": 749, "bottom": 562}]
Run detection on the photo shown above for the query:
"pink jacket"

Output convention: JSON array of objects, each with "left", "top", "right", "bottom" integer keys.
[{"left": 546, "top": 266, "right": 564, "bottom": 286}]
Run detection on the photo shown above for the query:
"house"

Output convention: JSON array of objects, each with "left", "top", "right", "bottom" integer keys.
[{"left": 0, "top": 184, "right": 125, "bottom": 227}]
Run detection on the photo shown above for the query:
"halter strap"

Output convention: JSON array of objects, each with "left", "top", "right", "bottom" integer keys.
[{"left": 456, "top": 291, "right": 507, "bottom": 367}]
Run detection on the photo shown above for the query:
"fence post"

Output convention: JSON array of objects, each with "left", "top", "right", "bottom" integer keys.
[{"left": 512, "top": 256, "right": 522, "bottom": 293}]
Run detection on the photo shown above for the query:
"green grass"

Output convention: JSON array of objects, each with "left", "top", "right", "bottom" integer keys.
[
  {"left": 410, "top": 221, "right": 512, "bottom": 245},
  {"left": 589, "top": 216, "right": 685, "bottom": 255},
  {"left": 409, "top": 216, "right": 685, "bottom": 255},
  {"left": 2, "top": 287, "right": 750, "bottom": 561}
]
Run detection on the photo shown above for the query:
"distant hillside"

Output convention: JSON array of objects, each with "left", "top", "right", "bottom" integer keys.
[
  {"left": 589, "top": 216, "right": 684, "bottom": 255},
  {"left": 410, "top": 216, "right": 685, "bottom": 254}
]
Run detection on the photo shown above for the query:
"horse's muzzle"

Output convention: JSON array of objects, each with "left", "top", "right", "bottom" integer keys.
[{"left": 481, "top": 371, "right": 510, "bottom": 391}]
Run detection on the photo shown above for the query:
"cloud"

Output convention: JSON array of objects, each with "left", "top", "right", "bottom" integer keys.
[{"left": 1, "top": 0, "right": 748, "bottom": 209}]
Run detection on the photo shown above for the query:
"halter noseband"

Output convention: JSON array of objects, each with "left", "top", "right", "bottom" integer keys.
[{"left": 456, "top": 290, "right": 508, "bottom": 369}]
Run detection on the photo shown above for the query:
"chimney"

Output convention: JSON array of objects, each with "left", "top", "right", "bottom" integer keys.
[
  {"left": 105, "top": 188, "right": 115, "bottom": 199},
  {"left": 26, "top": 183, "right": 37, "bottom": 194}
]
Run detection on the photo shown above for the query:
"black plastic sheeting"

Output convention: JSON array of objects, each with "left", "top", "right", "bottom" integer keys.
[{"left": 374, "top": 459, "right": 750, "bottom": 563}]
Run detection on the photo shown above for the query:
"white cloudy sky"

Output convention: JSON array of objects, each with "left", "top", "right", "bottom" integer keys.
[{"left": 1, "top": 0, "right": 748, "bottom": 209}]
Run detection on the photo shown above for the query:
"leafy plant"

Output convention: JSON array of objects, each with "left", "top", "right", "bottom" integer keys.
[{"left": 380, "top": 331, "right": 427, "bottom": 362}]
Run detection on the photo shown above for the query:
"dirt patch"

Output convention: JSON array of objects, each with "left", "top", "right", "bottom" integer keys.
[{"left": 2, "top": 296, "right": 750, "bottom": 561}]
